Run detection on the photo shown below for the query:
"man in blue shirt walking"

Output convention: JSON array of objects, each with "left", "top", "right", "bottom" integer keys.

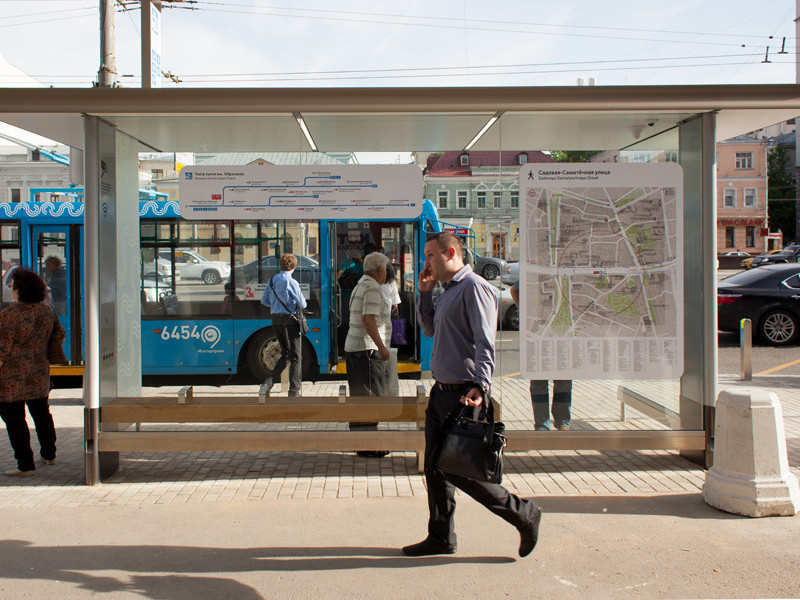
[{"left": 261, "top": 254, "right": 307, "bottom": 397}]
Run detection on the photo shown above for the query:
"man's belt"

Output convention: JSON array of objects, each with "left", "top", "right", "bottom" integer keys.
[{"left": 435, "top": 381, "right": 474, "bottom": 392}]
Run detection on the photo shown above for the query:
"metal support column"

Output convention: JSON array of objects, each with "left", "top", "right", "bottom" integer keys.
[{"left": 83, "top": 116, "right": 101, "bottom": 486}]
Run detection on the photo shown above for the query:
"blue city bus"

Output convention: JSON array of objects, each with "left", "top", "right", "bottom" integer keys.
[{"left": 0, "top": 198, "right": 443, "bottom": 382}]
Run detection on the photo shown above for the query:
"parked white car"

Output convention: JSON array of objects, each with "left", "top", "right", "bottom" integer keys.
[
  {"left": 143, "top": 258, "right": 181, "bottom": 283},
  {"left": 159, "top": 249, "right": 230, "bottom": 285}
]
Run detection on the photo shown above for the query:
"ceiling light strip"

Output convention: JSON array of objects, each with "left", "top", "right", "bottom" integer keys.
[
  {"left": 463, "top": 111, "right": 504, "bottom": 151},
  {"left": 293, "top": 112, "right": 318, "bottom": 151}
]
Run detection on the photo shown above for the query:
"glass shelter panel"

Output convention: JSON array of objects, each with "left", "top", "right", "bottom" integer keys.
[{"left": 481, "top": 119, "right": 698, "bottom": 435}]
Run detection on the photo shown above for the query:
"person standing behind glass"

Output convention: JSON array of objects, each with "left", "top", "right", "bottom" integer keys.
[
  {"left": 43, "top": 256, "right": 67, "bottom": 316},
  {"left": 510, "top": 280, "right": 572, "bottom": 431},
  {"left": 344, "top": 252, "right": 392, "bottom": 458},
  {"left": 336, "top": 246, "right": 364, "bottom": 352},
  {"left": 261, "top": 254, "right": 307, "bottom": 397},
  {"left": 0, "top": 268, "right": 63, "bottom": 476},
  {"left": 380, "top": 262, "right": 401, "bottom": 318}
]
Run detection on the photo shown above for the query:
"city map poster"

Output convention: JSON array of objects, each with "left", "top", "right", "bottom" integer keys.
[
  {"left": 178, "top": 164, "right": 423, "bottom": 220},
  {"left": 519, "top": 163, "right": 684, "bottom": 380}
]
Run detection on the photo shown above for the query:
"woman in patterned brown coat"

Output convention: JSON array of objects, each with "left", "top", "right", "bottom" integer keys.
[{"left": 0, "top": 268, "right": 64, "bottom": 476}]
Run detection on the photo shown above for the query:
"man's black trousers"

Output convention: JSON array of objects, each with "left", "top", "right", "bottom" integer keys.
[
  {"left": 270, "top": 313, "right": 302, "bottom": 395},
  {"left": 424, "top": 385, "right": 538, "bottom": 546}
]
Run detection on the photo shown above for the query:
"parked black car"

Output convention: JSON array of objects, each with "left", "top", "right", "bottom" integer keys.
[
  {"left": 717, "top": 264, "right": 800, "bottom": 346},
  {"left": 749, "top": 244, "right": 800, "bottom": 268}
]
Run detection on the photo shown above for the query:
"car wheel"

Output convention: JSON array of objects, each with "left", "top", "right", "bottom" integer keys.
[
  {"left": 504, "top": 305, "right": 519, "bottom": 331},
  {"left": 482, "top": 264, "right": 499, "bottom": 280},
  {"left": 245, "top": 329, "right": 318, "bottom": 382},
  {"left": 202, "top": 269, "right": 221, "bottom": 285},
  {"left": 759, "top": 310, "right": 799, "bottom": 346}
]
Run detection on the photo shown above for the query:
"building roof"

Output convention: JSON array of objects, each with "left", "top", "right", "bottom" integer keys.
[
  {"left": 718, "top": 134, "right": 769, "bottom": 145},
  {"left": 195, "top": 152, "right": 351, "bottom": 166},
  {"left": 770, "top": 130, "right": 795, "bottom": 146},
  {"left": 424, "top": 150, "right": 553, "bottom": 176}
]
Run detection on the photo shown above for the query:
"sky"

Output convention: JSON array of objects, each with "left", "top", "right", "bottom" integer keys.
[{"left": 0, "top": 0, "right": 797, "bottom": 89}]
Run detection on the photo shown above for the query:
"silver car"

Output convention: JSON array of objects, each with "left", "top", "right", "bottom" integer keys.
[
  {"left": 465, "top": 248, "right": 507, "bottom": 281},
  {"left": 501, "top": 262, "right": 519, "bottom": 286}
]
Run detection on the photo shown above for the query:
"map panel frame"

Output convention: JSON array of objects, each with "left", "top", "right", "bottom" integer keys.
[{"left": 519, "top": 163, "right": 684, "bottom": 380}]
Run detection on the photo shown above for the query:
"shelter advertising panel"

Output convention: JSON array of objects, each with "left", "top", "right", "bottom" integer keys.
[
  {"left": 179, "top": 164, "right": 423, "bottom": 220},
  {"left": 519, "top": 163, "right": 684, "bottom": 379}
]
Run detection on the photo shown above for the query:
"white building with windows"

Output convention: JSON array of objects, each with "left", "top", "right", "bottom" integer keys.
[{"left": 420, "top": 150, "right": 553, "bottom": 260}]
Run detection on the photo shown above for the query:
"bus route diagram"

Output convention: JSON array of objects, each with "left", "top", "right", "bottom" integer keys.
[
  {"left": 179, "top": 164, "right": 423, "bottom": 220},
  {"left": 519, "top": 163, "right": 684, "bottom": 380}
]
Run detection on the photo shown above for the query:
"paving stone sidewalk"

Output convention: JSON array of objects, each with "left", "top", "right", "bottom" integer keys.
[{"left": 0, "top": 374, "right": 796, "bottom": 508}]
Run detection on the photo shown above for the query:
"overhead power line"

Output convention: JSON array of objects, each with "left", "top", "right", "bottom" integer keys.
[
  {"left": 4, "top": 52, "right": 788, "bottom": 82},
  {"left": 189, "top": 2, "right": 789, "bottom": 48},
  {"left": 193, "top": 1, "right": 786, "bottom": 41}
]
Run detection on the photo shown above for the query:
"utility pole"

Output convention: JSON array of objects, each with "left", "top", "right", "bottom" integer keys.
[{"left": 98, "top": 0, "right": 117, "bottom": 87}]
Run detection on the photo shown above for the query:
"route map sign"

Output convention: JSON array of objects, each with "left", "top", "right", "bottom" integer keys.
[
  {"left": 178, "top": 164, "right": 423, "bottom": 220},
  {"left": 519, "top": 163, "right": 684, "bottom": 380}
]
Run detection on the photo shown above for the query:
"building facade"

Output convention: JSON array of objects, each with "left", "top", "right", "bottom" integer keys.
[
  {"left": 0, "top": 146, "right": 73, "bottom": 204},
  {"left": 716, "top": 136, "right": 769, "bottom": 254}
]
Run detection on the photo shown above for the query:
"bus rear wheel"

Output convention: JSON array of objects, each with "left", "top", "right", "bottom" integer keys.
[{"left": 245, "top": 329, "right": 317, "bottom": 383}]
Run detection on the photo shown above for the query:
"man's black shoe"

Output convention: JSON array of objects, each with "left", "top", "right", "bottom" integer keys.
[
  {"left": 402, "top": 538, "right": 456, "bottom": 557},
  {"left": 518, "top": 504, "right": 542, "bottom": 557}
]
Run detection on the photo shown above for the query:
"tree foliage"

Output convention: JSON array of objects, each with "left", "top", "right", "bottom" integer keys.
[
  {"left": 549, "top": 150, "right": 600, "bottom": 163},
  {"left": 767, "top": 144, "right": 796, "bottom": 242}
]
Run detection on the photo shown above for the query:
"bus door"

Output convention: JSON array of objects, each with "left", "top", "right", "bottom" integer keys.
[
  {"left": 330, "top": 220, "right": 419, "bottom": 373},
  {"left": 31, "top": 225, "right": 82, "bottom": 364}
]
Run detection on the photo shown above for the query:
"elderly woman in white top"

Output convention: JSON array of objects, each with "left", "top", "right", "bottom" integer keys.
[{"left": 344, "top": 251, "right": 392, "bottom": 457}]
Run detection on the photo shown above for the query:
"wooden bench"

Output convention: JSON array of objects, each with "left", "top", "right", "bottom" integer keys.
[{"left": 98, "top": 384, "right": 428, "bottom": 472}]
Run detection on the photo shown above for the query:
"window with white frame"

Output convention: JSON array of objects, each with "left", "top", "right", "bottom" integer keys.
[
  {"left": 460, "top": 154, "right": 469, "bottom": 166},
  {"left": 743, "top": 188, "right": 756, "bottom": 207},
  {"left": 457, "top": 191, "right": 468, "bottom": 209},
  {"left": 723, "top": 188, "right": 736, "bottom": 208},
  {"left": 510, "top": 191, "right": 519, "bottom": 208},
  {"left": 735, "top": 152, "right": 753, "bottom": 169},
  {"left": 10, "top": 188, "right": 20, "bottom": 203},
  {"left": 493, "top": 191, "right": 501, "bottom": 209},
  {"left": 746, "top": 226, "right": 755, "bottom": 247},
  {"left": 437, "top": 190, "right": 448, "bottom": 209},
  {"left": 477, "top": 191, "right": 486, "bottom": 209}
]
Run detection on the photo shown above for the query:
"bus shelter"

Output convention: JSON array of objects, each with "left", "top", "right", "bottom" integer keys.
[{"left": 1, "top": 84, "right": 800, "bottom": 485}]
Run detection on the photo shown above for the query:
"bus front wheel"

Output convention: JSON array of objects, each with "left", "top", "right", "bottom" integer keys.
[{"left": 245, "top": 329, "right": 317, "bottom": 383}]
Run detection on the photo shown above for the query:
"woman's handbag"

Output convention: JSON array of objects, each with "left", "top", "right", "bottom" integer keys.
[
  {"left": 47, "top": 314, "right": 67, "bottom": 365},
  {"left": 435, "top": 399, "right": 506, "bottom": 484}
]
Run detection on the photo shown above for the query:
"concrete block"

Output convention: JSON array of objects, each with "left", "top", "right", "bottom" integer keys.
[{"left": 703, "top": 388, "right": 799, "bottom": 517}]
